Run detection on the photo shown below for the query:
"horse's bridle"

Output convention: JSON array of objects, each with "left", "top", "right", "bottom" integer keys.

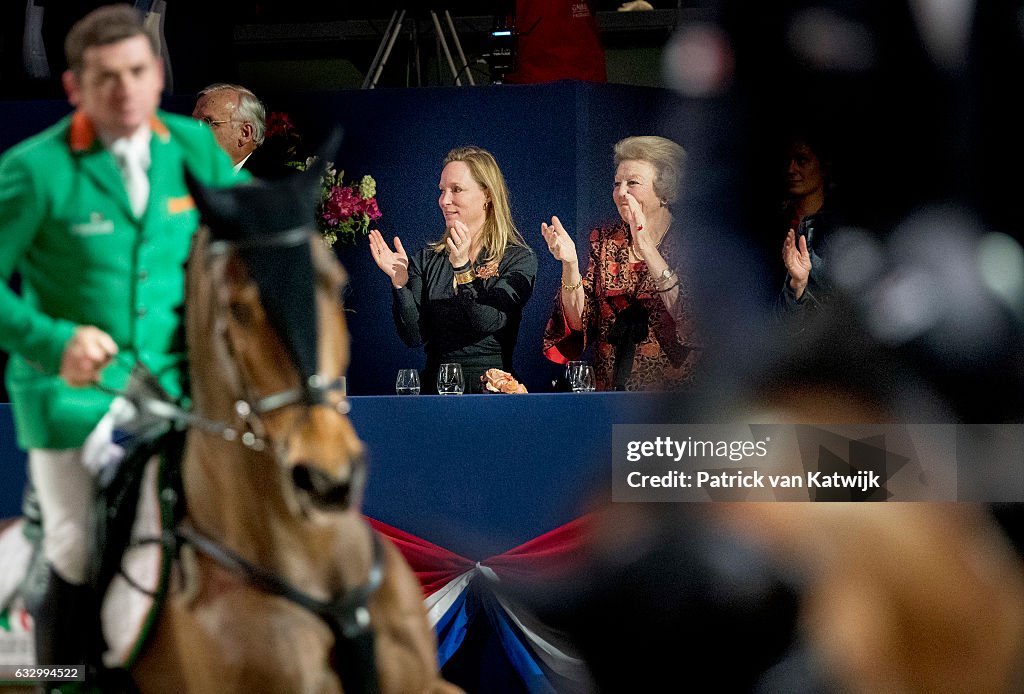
[
  {"left": 191, "top": 228, "right": 384, "bottom": 692},
  {"left": 114, "top": 227, "right": 382, "bottom": 694},
  {"left": 197, "top": 228, "right": 352, "bottom": 455},
  {"left": 105, "top": 367, "right": 384, "bottom": 692}
]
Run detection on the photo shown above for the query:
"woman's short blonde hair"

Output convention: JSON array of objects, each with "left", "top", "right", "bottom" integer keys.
[
  {"left": 432, "top": 146, "right": 527, "bottom": 264},
  {"left": 613, "top": 136, "right": 686, "bottom": 206}
]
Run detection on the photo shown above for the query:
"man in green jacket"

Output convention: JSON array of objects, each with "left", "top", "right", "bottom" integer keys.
[{"left": 0, "top": 4, "right": 242, "bottom": 671}]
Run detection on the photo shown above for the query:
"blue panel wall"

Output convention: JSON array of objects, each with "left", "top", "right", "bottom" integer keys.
[{"left": 0, "top": 406, "right": 26, "bottom": 516}]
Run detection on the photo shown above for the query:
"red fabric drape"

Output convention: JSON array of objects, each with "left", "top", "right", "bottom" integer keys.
[
  {"left": 366, "top": 515, "right": 594, "bottom": 594},
  {"left": 485, "top": 515, "right": 593, "bottom": 581},
  {"left": 366, "top": 517, "right": 474, "bottom": 596}
]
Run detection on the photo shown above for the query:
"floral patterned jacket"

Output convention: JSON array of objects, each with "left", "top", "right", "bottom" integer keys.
[{"left": 542, "top": 221, "right": 701, "bottom": 391}]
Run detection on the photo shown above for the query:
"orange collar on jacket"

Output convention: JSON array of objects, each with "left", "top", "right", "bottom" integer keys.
[{"left": 69, "top": 110, "right": 170, "bottom": 152}]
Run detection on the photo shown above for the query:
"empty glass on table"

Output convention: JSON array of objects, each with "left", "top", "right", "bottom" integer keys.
[
  {"left": 566, "top": 361, "right": 596, "bottom": 392},
  {"left": 396, "top": 369, "right": 420, "bottom": 395},
  {"left": 437, "top": 363, "right": 465, "bottom": 395}
]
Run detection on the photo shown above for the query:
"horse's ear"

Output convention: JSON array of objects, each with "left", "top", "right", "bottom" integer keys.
[
  {"left": 184, "top": 165, "right": 241, "bottom": 239},
  {"left": 314, "top": 126, "right": 344, "bottom": 172}
]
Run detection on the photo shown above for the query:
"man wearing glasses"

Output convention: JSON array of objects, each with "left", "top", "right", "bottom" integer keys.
[{"left": 192, "top": 82, "right": 267, "bottom": 173}]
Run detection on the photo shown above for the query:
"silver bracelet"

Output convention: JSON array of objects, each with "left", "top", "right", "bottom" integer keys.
[{"left": 654, "top": 268, "right": 676, "bottom": 290}]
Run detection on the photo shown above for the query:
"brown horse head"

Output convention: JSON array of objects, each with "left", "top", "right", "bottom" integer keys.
[{"left": 184, "top": 142, "right": 366, "bottom": 517}]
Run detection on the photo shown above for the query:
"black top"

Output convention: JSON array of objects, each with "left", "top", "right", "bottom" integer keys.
[{"left": 391, "top": 245, "right": 537, "bottom": 393}]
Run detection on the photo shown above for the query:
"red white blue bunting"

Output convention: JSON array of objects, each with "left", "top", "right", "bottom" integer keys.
[{"left": 366, "top": 516, "right": 594, "bottom": 692}]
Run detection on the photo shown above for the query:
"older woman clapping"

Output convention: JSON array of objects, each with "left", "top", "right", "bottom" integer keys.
[{"left": 542, "top": 136, "right": 700, "bottom": 391}]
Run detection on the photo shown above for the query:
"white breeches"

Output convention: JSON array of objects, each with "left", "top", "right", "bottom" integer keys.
[{"left": 28, "top": 449, "right": 92, "bottom": 585}]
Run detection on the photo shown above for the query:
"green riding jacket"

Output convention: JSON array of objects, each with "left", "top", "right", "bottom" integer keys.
[{"left": 0, "top": 109, "right": 244, "bottom": 449}]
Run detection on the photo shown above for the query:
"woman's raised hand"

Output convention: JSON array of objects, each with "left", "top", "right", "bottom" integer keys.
[
  {"left": 445, "top": 220, "right": 472, "bottom": 268},
  {"left": 369, "top": 229, "right": 410, "bottom": 288},
  {"left": 541, "top": 216, "right": 579, "bottom": 267},
  {"left": 621, "top": 192, "right": 647, "bottom": 235},
  {"left": 782, "top": 228, "right": 812, "bottom": 299}
]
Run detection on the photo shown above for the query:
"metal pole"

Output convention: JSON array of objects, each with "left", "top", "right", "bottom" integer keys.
[
  {"left": 430, "top": 10, "right": 461, "bottom": 86},
  {"left": 443, "top": 10, "right": 475, "bottom": 86},
  {"left": 362, "top": 10, "right": 398, "bottom": 89},
  {"left": 363, "top": 10, "right": 406, "bottom": 89},
  {"left": 412, "top": 16, "right": 422, "bottom": 86}
]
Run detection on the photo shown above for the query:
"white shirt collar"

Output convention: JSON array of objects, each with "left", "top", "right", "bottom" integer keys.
[
  {"left": 234, "top": 151, "right": 253, "bottom": 173},
  {"left": 101, "top": 126, "right": 153, "bottom": 170}
]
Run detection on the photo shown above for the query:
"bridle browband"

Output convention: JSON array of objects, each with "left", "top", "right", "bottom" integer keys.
[{"left": 207, "top": 225, "right": 311, "bottom": 253}]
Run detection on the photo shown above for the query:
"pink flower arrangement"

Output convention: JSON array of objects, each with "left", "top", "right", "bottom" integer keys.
[
  {"left": 316, "top": 164, "right": 383, "bottom": 247},
  {"left": 261, "top": 111, "right": 383, "bottom": 247}
]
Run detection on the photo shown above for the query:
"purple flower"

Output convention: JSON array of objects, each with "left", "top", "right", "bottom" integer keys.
[
  {"left": 321, "top": 185, "right": 361, "bottom": 226},
  {"left": 315, "top": 172, "right": 383, "bottom": 246}
]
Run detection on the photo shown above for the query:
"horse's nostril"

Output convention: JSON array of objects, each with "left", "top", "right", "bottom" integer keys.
[{"left": 291, "top": 464, "right": 351, "bottom": 509}]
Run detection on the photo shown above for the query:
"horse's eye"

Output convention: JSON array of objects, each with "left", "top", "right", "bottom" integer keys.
[{"left": 229, "top": 301, "right": 254, "bottom": 325}]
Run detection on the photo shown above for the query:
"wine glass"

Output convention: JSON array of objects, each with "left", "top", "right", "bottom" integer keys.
[
  {"left": 566, "top": 361, "right": 596, "bottom": 392},
  {"left": 437, "top": 363, "right": 465, "bottom": 395},
  {"left": 396, "top": 369, "right": 420, "bottom": 395}
]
